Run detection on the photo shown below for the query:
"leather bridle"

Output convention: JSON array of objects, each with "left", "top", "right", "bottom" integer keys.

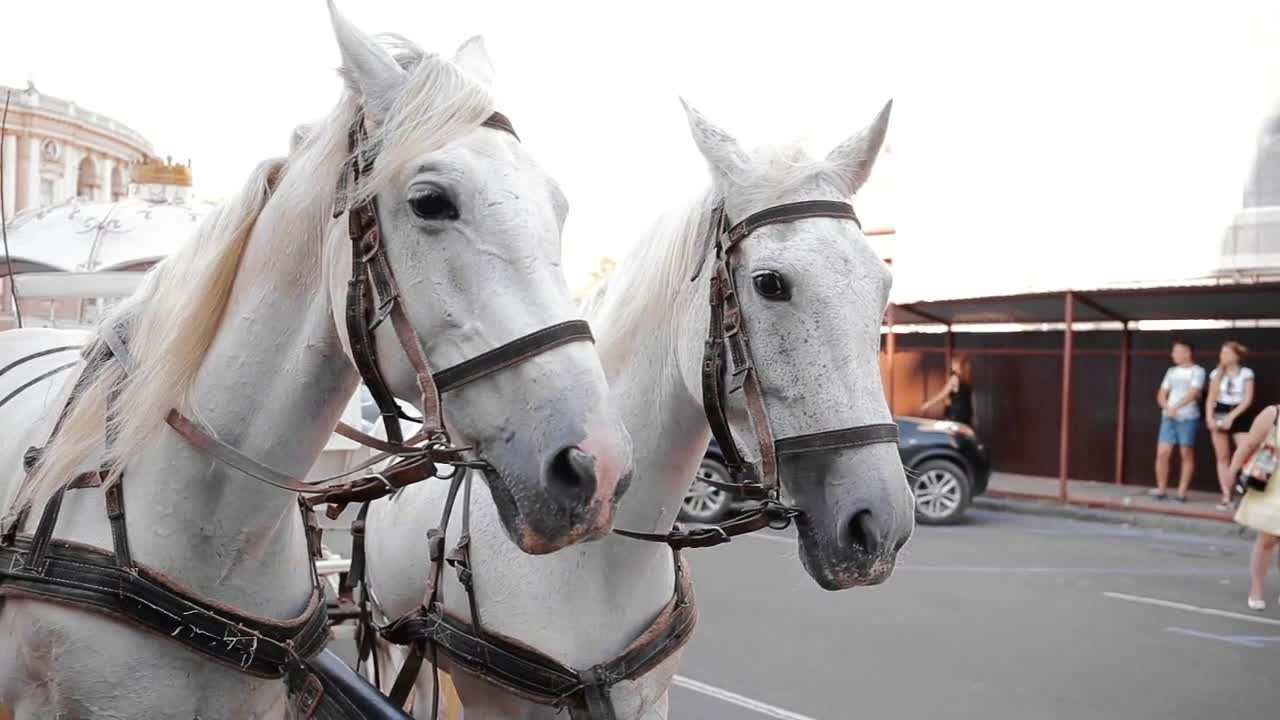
[
  {"left": 332, "top": 110, "right": 590, "bottom": 458},
  {"left": 0, "top": 108, "right": 596, "bottom": 719},
  {"left": 614, "top": 199, "right": 901, "bottom": 549},
  {"left": 362, "top": 198, "right": 903, "bottom": 719}
]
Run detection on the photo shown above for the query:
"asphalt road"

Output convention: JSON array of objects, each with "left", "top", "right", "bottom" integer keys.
[{"left": 668, "top": 509, "right": 1280, "bottom": 720}]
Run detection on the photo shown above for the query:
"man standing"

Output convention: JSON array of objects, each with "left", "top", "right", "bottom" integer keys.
[{"left": 1151, "top": 339, "right": 1206, "bottom": 501}]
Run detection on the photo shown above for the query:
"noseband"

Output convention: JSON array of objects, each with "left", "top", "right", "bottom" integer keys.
[
  {"left": 616, "top": 199, "right": 901, "bottom": 549},
  {"left": 334, "top": 111, "right": 590, "bottom": 454},
  {"left": 368, "top": 199, "right": 905, "bottom": 720},
  {"left": 0, "top": 109, "right": 595, "bottom": 719}
]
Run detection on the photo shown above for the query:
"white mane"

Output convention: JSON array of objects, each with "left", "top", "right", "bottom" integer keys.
[
  {"left": 19, "top": 41, "right": 495, "bottom": 509},
  {"left": 584, "top": 142, "right": 844, "bottom": 371}
]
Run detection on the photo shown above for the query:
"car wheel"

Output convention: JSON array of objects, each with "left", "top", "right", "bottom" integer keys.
[
  {"left": 910, "top": 458, "right": 971, "bottom": 525},
  {"left": 679, "top": 458, "right": 734, "bottom": 524}
]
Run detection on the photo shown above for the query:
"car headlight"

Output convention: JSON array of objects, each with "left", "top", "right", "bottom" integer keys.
[{"left": 924, "top": 420, "right": 976, "bottom": 438}]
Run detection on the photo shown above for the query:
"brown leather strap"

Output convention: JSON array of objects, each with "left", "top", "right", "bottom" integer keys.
[
  {"left": 434, "top": 321, "right": 594, "bottom": 393},
  {"left": 724, "top": 199, "right": 861, "bottom": 248},
  {"left": 775, "top": 424, "right": 900, "bottom": 456},
  {"left": 613, "top": 498, "right": 801, "bottom": 549},
  {"left": 380, "top": 550, "right": 697, "bottom": 715},
  {"left": 695, "top": 197, "right": 893, "bottom": 510}
]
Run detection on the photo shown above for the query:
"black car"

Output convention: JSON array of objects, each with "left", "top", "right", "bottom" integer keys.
[{"left": 680, "top": 416, "right": 991, "bottom": 526}]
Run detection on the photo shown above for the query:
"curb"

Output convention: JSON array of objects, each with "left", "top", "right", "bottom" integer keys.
[{"left": 972, "top": 495, "right": 1256, "bottom": 540}]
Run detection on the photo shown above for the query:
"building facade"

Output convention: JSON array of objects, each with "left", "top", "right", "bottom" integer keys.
[{"left": 1, "top": 81, "right": 155, "bottom": 219}]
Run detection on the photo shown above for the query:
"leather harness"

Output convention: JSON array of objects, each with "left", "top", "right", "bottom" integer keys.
[
  {"left": 0, "top": 108, "right": 597, "bottom": 718},
  {"left": 353, "top": 198, "right": 902, "bottom": 718}
]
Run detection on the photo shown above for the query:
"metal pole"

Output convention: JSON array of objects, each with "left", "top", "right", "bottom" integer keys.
[
  {"left": 944, "top": 325, "right": 954, "bottom": 371},
  {"left": 1114, "top": 323, "right": 1130, "bottom": 485},
  {"left": 886, "top": 305, "right": 897, "bottom": 412},
  {"left": 1058, "top": 292, "right": 1074, "bottom": 502}
]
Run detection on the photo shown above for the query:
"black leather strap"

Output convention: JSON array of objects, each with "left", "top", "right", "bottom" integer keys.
[
  {"left": 433, "top": 320, "right": 594, "bottom": 393},
  {"left": 775, "top": 423, "right": 900, "bottom": 456},
  {"left": 380, "top": 551, "right": 697, "bottom": 716},
  {"left": 0, "top": 533, "right": 329, "bottom": 678},
  {"left": 0, "top": 360, "right": 78, "bottom": 411},
  {"left": 613, "top": 499, "right": 802, "bottom": 550},
  {"left": 290, "top": 649, "right": 416, "bottom": 720},
  {"left": 0, "top": 344, "right": 82, "bottom": 379},
  {"left": 724, "top": 199, "right": 860, "bottom": 247}
]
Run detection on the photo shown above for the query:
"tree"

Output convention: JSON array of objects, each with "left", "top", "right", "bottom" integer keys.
[{"left": 574, "top": 256, "right": 617, "bottom": 304}]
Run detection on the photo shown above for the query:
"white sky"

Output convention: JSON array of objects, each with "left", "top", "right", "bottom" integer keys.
[{"left": 4, "top": 0, "right": 1278, "bottom": 300}]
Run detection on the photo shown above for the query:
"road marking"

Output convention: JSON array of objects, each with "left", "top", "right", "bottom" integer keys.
[
  {"left": 1104, "top": 591, "right": 1280, "bottom": 627},
  {"left": 744, "top": 532, "right": 792, "bottom": 546},
  {"left": 672, "top": 675, "right": 817, "bottom": 720},
  {"left": 1165, "top": 626, "right": 1280, "bottom": 648}
]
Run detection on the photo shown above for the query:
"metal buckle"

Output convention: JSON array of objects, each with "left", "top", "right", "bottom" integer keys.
[
  {"left": 684, "top": 525, "right": 731, "bottom": 547},
  {"left": 426, "top": 529, "right": 445, "bottom": 563},
  {"left": 760, "top": 499, "right": 803, "bottom": 529}
]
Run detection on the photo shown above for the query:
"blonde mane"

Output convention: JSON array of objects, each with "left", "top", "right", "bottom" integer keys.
[{"left": 18, "top": 42, "right": 495, "bottom": 509}]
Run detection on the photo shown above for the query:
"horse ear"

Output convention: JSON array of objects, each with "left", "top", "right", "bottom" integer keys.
[
  {"left": 453, "top": 35, "right": 496, "bottom": 89},
  {"left": 680, "top": 98, "right": 749, "bottom": 180},
  {"left": 326, "top": 0, "right": 403, "bottom": 110},
  {"left": 825, "top": 99, "right": 892, "bottom": 196}
]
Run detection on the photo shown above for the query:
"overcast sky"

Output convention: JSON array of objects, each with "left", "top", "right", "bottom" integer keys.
[{"left": 3, "top": 0, "right": 1277, "bottom": 300}]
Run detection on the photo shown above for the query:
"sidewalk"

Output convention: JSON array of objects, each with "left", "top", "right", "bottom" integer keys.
[
  {"left": 986, "top": 473, "right": 1236, "bottom": 521},
  {"left": 977, "top": 473, "right": 1253, "bottom": 538}
]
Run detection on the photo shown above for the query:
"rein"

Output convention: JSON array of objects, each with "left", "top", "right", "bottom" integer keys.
[
  {"left": 614, "top": 199, "right": 900, "bottom": 550},
  {"left": 359, "top": 198, "right": 900, "bottom": 719},
  {"left": 0, "top": 108, "right": 592, "bottom": 719}
]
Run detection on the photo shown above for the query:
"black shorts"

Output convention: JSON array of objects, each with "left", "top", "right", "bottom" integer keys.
[{"left": 1212, "top": 402, "right": 1255, "bottom": 434}]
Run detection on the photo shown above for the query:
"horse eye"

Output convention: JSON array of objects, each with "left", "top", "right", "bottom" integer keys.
[
  {"left": 408, "top": 188, "right": 459, "bottom": 221},
  {"left": 752, "top": 271, "right": 790, "bottom": 300}
]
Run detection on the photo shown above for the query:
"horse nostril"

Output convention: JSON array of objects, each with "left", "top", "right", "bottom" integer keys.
[
  {"left": 845, "top": 509, "right": 881, "bottom": 556},
  {"left": 545, "top": 446, "right": 598, "bottom": 503}
]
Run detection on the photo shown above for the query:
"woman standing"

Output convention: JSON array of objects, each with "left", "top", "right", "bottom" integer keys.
[
  {"left": 922, "top": 355, "right": 975, "bottom": 428},
  {"left": 1207, "top": 341, "right": 1256, "bottom": 510},
  {"left": 1227, "top": 404, "right": 1280, "bottom": 611}
]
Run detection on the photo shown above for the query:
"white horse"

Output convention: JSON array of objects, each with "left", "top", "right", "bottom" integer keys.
[
  {"left": 363, "top": 99, "right": 915, "bottom": 718},
  {"left": 0, "top": 4, "right": 632, "bottom": 718}
]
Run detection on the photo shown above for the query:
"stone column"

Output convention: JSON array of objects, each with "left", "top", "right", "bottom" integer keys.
[
  {"left": 23, "top": 136, "right": 40, "bottom": 211},
  {"left": 1, "top": 133, "right": 15, "bottom": 218},
  {"left": 64, "top": 144, "right": 80, "bottom": 199},
  {"left": 99, "top": 157, "right": 115, "bottom": 202}
]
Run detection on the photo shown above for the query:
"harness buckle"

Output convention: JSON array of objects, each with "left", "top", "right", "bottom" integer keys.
[
  {"left": 683, "top": 525, "right": 731, "bottom": 548},
  {"left": 426, "top": 529, "right": 445, "bottom": 563},
  {"left": 760, "top": 499, "right": 803, "bottom": 529}
]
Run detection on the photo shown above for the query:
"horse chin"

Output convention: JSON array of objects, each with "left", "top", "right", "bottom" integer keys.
[
  {"left": 479, "top": 467, "right": 616, "bottom": 555},
  {"left": 795, "top": 520, "right": 898, "bottom": 591}
]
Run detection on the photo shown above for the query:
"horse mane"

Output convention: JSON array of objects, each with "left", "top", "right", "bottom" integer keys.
[
  {"left": 18, "top": 40, "right": 496, "bottom": 510},
  {"left": 583, "top": 142, "right": 836, "bottom": 371}
]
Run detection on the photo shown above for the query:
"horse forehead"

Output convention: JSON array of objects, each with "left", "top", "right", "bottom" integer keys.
[{"left": 428, "top": 131, "right": 544, "bottom": 187}]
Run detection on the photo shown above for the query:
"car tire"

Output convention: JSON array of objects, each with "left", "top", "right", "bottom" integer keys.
[
  {"left": 679, "top": 458, "right": 734, "bottom": 524},
  {"left": 910, "top": 458, "right": 972, "bottom": 525}
]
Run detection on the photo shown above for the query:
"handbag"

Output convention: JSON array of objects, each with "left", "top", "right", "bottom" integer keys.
[{"left": 1235, "top": 405, "right": 1279, "bottom": 496}]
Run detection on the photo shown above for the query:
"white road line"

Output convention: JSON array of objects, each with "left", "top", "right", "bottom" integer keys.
[
  {"left": 1164, "top": 627, "right": 1280, "bottom": 648},
  {"left": 672, "top": 675, "right": 817, "bottom": 720},
  {"left": 742, "top": 532, "right": 793, "bottom": 545},
  {"left": 1104, "top": 591, "right": 1280, "bottom": 627}
]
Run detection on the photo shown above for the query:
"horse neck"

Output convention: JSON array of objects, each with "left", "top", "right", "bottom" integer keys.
[
  {"left": 607, "top": 299, "right": 711, "bottom": 537},
  {"left": 119, "top": 190, "right": 356, "bottom": 618}
]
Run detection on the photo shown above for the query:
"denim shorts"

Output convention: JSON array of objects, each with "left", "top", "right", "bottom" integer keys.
[{"left": 1158, "top": 416, "right": 1198, "bottom": 447}]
